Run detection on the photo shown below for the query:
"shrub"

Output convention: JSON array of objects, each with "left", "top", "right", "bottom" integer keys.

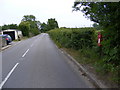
[{"left": 48, "top": 28, "right": 95, "bottom": 50}]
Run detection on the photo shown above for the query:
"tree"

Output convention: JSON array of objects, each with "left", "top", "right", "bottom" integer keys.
[
  {"left": 40, "top": 22, "right": 48, "bottom": 32},
  {"left": 2, "top": 24, "right": 18, "bottom": 30},
  {"left": 20, "top": 15, "right": 40, "bottom": 36},
  {"left": 9, "top": 24, "right": 18, "bottom": 29},
  {"left": 40, "top": 18, "right": 59, "bottom": 32},
  {"left": 22, "top": 15, "right": 36, "bottom": 22},
  {"left": 22, "top": 15, "right": 37, "bottom": 29},
  {"left": 36, "top": 21, "right": 41, "bottom": 30},
  {"left": 0, "top": 26, "right": 2, "bottom": 30},
  {"left": 1, "top": 24, "right": 9, "bottom": 30},
  {"left": 47, "top": 18, "right": 59, "bottom": 30},
  {"left": 19, "top": 21, "right": 30, "bottom": 37},
  {"left": 73, "top": 2, "right": 119, "bottom": 30},
  {"left": 73, "top": 2, "right": 120, "bottom": 69},
  {"left": 92, "top": 23, "right": 102, "bottom": 30}
]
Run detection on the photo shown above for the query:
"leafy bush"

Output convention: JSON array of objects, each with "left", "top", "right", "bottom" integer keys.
[
  {"left": 48, "top": 28, "right": 95, "bottom": 50},
  {"left": 19, "top": 21, "right": 30, "bottom": 37},
  {"left": 30, "top": 28, "right": 40, "bottom": 36}
]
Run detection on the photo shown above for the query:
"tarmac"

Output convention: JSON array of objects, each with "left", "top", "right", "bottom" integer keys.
[
  {"left": 59, "top": 48, "right": 108, "bottom": 88},
  {"left": 1, "top": 40, "right": 119, "bottom": 89}
]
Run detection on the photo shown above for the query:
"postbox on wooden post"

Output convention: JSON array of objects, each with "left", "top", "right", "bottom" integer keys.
[
  {"left": 98, "top": 32, "right": 102, "bottom": 46},
  {"left": 98, "top": 32, "right": 103, "bottom": 58}
]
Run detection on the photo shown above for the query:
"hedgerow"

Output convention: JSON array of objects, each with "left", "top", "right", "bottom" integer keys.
[
  {"left": 48, "top": 28, "right": 95, "bottom": 50},
  {"left": 48, "top": 27, "right": 119, "bottom": 85}
]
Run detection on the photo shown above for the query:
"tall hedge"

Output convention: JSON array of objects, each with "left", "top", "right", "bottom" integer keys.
[
  {"left": 48, "top": 28, "right": 119, "bottom": 84},
  {"left": 48, "top": 28, "right": 95, "bottom": 50}
]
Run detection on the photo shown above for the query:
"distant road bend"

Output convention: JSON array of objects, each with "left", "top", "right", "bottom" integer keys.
[{"left": 1, "top": 33, "right": 94, "bottom": 88}]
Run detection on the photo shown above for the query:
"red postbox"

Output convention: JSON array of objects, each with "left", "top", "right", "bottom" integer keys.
[{"left": 98, "top": 32, "right": 102, "bottom": 46}]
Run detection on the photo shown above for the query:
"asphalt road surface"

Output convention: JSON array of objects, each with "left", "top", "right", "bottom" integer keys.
[{"left": 1, "top": 33, "right": 94, "bottom": 88}]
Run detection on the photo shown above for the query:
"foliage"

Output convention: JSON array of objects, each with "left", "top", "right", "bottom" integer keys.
[
  {"left": 2, "top": 24, "right": 18, "bottom": 30},
  {"left": 22, "top": 15, "right": 36, "bottom": 22},
  {"left": 36, "top": 21, "right": 41, "bottom": 30},
  {"left": 19, "top": 21, "right": 30, "bottom": 37},
  {"left": 73, "top": 2, "right": 120, "bottom": 83},
  {"left": 73, "top": 2, "right": 119, "bottom": 65},
  {"left": 0, "top": 26, "right": 2, "bottom": 30},
  {"left": 73, "top": 2, "right": 119, "bottom": 27},
  {"left": 48, "top": 27, "right": 119, "bottom": 84},
  {"left": 92, "top": 23, "right": 103, "bottom": 30},
  {"left": 48, "top": 28, "right": 95, "bottom": 50},
  {"left": 40, "top": 18, "right": 59, "bottom": 32},
  {"left": 40, "top": 23, "right": 48, "bottom": 32},
  {"left": 19, "top": 15, "right": 40, "bottom": 36},
  {"left": 30, "top": 28, "right": 40, "bottom": 36},
  {"left": 47, "top": 18, "right": 59, "bottom": 30}
]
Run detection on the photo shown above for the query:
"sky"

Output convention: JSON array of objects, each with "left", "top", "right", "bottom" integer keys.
[{"left": 0, "top": 0, "right": 94, "bottom": 28}]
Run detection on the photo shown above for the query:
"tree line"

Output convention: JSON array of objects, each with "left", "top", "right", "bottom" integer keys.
[
  {"left": 0, "top": 15, "right": 59, "bottom": 37},
  {"left": 1, "top": 24, "right": 18, "bottom": 30}
]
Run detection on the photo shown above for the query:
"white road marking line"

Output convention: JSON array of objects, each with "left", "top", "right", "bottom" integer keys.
[
  {"left": 0, "top": 63, "right": 19, "bottom": 89},
  {"left": 22, "top": 49, "right": 29, "bottom": 57}
]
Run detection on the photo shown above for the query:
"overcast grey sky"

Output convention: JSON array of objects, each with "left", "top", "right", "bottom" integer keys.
[{"left": 0, "top": 0, "right": 94, "bottom": 28}]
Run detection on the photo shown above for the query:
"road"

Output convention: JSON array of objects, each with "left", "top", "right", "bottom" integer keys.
[{"left": 1, "top": 33, "right": 94, "bottom": 88}]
